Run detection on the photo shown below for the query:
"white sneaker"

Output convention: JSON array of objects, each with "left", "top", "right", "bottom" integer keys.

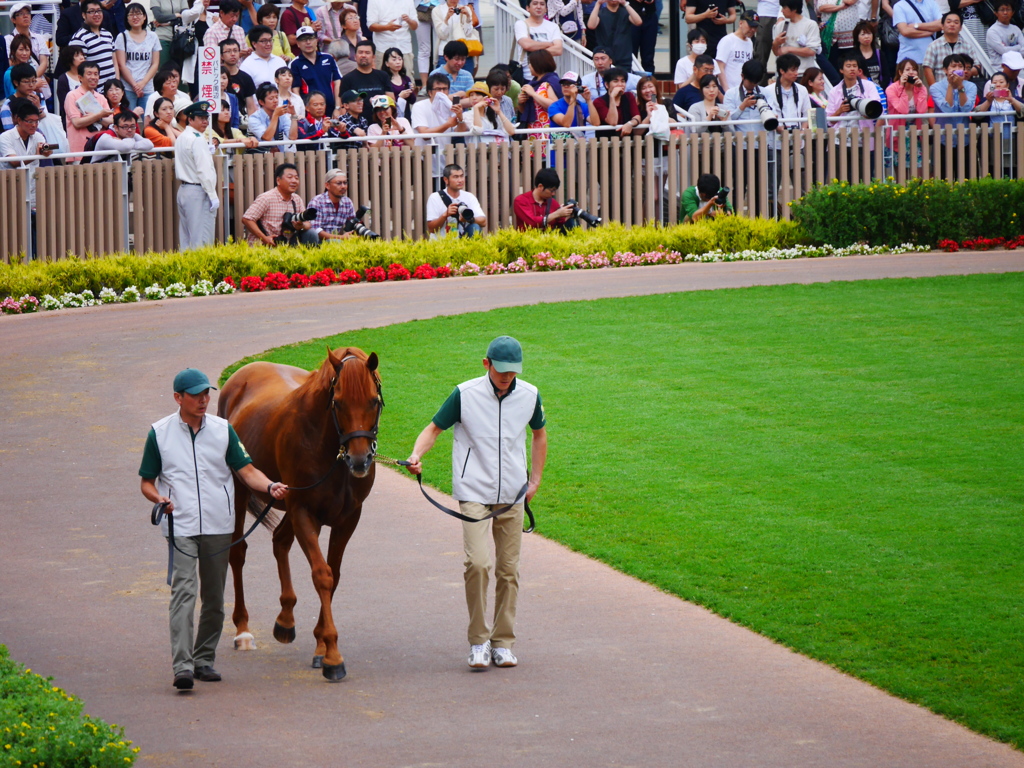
[
  {"left": 468, "top": 641, "right": 491, "bottom": 669},
  {"left": 491, "top": 647, "right": 517, "bottom": 667}
]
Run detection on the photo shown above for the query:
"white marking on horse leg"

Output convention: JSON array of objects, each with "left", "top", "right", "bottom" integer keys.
[{"left": 234, "top": 631, "right": 257, "bottom": 651}]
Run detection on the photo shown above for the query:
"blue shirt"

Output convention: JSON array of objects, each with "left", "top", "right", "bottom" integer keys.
[
  {"left": 894, "top": 0, "right": 941, "bottom": 66},
  {"left": 290, "top": 52, "right": 342, "bottom": 114},
  {"left": 547, "top": 97, "right": 590, "bottom": 127},
  {"left": 929, "top": 79, "right": 977, "bottom": 144},
  {"left": 429, "top": 64, "right": 474, "bottom": 96}
]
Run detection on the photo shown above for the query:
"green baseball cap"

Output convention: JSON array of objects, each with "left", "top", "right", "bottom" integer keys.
[
  {"left": 173, "top": 368, "right": 217, "bottom": 394},
  {"left": 486, "top": 336, "right": 523, "bottom": 373}
]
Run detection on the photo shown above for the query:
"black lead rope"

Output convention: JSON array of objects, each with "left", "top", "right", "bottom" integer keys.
[
  {"left": 385, "top": 458, "right": 535, "bottom": 533},
  {"left": 151, "top": 455, "right": 348, "bottom": 586}
]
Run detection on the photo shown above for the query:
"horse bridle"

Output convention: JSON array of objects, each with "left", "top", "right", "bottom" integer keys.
[{"left": 329, "top": 354, "right": 384, "bottom": 469}]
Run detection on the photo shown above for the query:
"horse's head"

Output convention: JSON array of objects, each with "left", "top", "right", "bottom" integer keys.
[{"left": 326, "top": 347, "right": 382, "bottom": 478}]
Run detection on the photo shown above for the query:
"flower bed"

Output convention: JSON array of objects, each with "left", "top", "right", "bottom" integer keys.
[
  {"left": 937, "top": 235, "right": 1024, "bottom": 253},
  {"left": 6, "top": 242, "right": 931, "bottom": 314},
  {"left": 0, "top": 645, "right": 138, "bottom": 767}
]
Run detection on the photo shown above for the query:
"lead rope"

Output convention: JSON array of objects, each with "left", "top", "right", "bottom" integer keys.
[{"left": 374, "top": 454, "right": 535, "bottom": 533}]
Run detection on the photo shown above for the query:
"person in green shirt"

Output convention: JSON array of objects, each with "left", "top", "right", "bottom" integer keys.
[{"left": 681, "top": 172, "right": 734, "bottom": 222}]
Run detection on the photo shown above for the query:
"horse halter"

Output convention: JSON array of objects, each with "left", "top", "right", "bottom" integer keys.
[{"left": 328, "top": 354, "right": 384, "bottom": 470}]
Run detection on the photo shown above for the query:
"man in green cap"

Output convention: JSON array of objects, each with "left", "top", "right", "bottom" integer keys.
[
  {"left": 139, "top": 368, "right": 289, "bottom": 691},
  {"left": 406, "top": 336, "right": 548, "bottom": 670}
]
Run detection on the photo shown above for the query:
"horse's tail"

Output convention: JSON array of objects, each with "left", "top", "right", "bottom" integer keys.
[{"left": 246, "top": 494, "right": 283, "bottom": 530}]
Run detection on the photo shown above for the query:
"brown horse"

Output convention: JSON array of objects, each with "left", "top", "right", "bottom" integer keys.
[{"left": 217, "top": 347, "right": 382, "bottom": 681}]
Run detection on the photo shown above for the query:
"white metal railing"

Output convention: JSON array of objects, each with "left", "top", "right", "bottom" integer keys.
[{"left": 494, "top": 0, "right": 640, "bottom": 80}]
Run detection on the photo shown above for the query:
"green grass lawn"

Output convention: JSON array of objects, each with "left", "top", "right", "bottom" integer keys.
[{"left": 222, "top": 272, "right": 1024, "bottom": 748}]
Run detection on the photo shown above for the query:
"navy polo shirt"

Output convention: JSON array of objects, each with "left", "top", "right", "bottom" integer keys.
[{"left": 291, "top": 52, "right": 343, "bottom": 114}]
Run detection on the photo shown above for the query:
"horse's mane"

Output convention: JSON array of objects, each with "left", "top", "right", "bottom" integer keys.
[{"left": 296, "top": 347, "right": 374, "bottom": 400}]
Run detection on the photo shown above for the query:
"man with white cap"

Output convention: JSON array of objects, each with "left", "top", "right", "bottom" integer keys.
[
  {"left": 406, "top": 336, "right": 548, "bottom": 671},
  {"left": 290, "top": 25, "right": 343, "bottom": 115},
  {"left": 174, "top": 101, "right": 220, "bottom": 250},
  {"left": 6, "top": 2, "right": 51, "bottom": 81}
]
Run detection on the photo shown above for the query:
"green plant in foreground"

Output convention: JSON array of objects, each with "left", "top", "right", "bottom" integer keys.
[{"left": 0, "top": 646, "right": 138, "bottom": 768}]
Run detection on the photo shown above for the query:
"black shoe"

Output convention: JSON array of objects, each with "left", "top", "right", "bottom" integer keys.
[
  {"left": 173, "top": 670, "right": 194, "bottom": 690},
  {"left": 193, "top": 665, "right": 222, "bottom": 682}
]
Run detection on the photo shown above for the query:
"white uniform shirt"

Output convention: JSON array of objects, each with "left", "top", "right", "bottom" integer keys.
[
  {"left": 0, "top": 126, "right": 43, "bottom": 208},
  {"left": 175, "top": 126, "right": 218, "bottom": 202}
]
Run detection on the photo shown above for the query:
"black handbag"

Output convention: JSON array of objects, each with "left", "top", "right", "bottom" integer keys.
[
  {"left": 878, "top": 11, "right": 900, "bottom": 51},
  {"left": 170, "top": 23, "right": 196, "bottom": 60}
]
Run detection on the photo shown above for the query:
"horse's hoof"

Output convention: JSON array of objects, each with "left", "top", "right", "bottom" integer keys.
[
  {"left": 322, "top": 662, "right": 346, "bottom": 681},
  {"left": 234, "top": 632, "right": 256, "bottom": 651},
  {"left": 273, "top": 622, "right": 296, "bottom": 644},
  {"left": 311, "top": 655, "right": 324, "bottom": 669}
]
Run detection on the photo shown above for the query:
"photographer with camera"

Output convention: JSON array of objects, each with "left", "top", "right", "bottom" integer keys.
[
  {"left": 681, "top": 172, "right": 734, "bottom": 223},
  {"left": 427, "top": 163, "right": 486, "bottom": 238},
  {"left": 243, "top": 162, "right": 321, "bottom": 247},
  {"left": 827, "top": 51, "right": 884, "bottom": 178},
  {"left": 513, "top": 167, "right": 600, "bottom": 230},
  {"left": 309, "top": 169, "right": 358, "bottom": 241},
  {"left": 723, "top": 59, "right": 777, "bottom": 132}
]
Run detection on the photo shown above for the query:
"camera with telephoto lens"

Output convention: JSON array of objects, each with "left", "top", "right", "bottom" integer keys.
[
  {"left": 565, "top": 198, "right": 602, "bottom": 228},
  {"left": 844, "top": 88, "right": 883, "bottom": 119},
  {"left": 456, "top": 202, "right": 476, "bottom": 224},
  {"left": 749, "top": 90, "right": 779, "bottom": 131},
  {"left": 276, "top": 207, "right": 318, "bottom": 243},
  {"left": 343, "top": 204, "right": 381, "bottom": 239},
  {"left": 715, "top": 187, "right": 730, "bottom": 206}
]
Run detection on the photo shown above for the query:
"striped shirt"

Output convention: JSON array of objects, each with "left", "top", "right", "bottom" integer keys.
[{"left": 70, "top": 27, "right": 116, "bottom": 85}]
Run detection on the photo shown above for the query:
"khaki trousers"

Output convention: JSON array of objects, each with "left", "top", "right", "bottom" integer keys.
[
  {"left": 167, "top": 533, "right": 233, "bottom": 675},
  {"left": 460, "top": 501, "right": 524, "bottom": 649}
]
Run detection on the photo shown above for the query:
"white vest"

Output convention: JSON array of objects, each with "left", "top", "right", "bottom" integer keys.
[
  {"left": 451, "top": 374, "right": 539, "bottom": 505},
  {"left": 152, "top": 412, "right": 236, "bottom": 537}
]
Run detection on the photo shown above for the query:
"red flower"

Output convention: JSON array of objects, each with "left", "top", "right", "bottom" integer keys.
[
  {"left": 239, "top": 276, "right": 265, "bottom": 292},
  {"left": 222, "top": 275, "right": 237, "bottom": 287},
  {"left": 387, "top": 263, "right": 411, "bottom": 281},
  {"left": 364, "top": 266, "right": 387, "bottom": 283},
  {"left": 263, "top": 271, "right": 290, "bottom": 290},
  {"left": 310, "top": 268, "right": 335, "bottom": 286},
  {"left": 289, "top": 272, "right": 312, "bottom": 288},
  {"left": 413, "top": 264, "right": 436, "bottom": 280},
  {"left": 336, "top": 269, "right": 362, "bottom": 284},
  {"left": 937, "top": 239, "right": 959, "bottom": 253},
  {"left": 435, "top": 264, "right": 452, "bottom": 278}
]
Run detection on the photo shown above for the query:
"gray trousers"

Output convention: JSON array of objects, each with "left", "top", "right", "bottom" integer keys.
[
  {"left": 177, "top": 183, "right": 216, "bottom": 251},
  {"left": 168, "top": 533, "right": 233, "bottom": 675}
]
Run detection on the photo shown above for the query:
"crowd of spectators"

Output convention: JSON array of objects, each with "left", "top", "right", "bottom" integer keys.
[{"left": 2, "top": 0, "right": 1024, "bottom": 247}]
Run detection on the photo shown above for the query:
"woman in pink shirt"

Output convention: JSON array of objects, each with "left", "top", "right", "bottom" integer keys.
[{"left": 884, "top": 58, "right": 933, "bottom": 171}]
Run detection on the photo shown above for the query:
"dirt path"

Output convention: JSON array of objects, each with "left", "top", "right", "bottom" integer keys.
[{"left": 2, "top": 251, "right": 1022, "bottom": 768}]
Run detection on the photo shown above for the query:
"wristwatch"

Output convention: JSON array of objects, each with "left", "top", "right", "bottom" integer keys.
[{"left": 913, "top": 22, "right": 919, "bottom": 29}]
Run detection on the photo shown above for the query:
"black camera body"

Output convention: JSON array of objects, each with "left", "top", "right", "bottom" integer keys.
[
  {"left": 343, "top": 204, "right": 381, "bottom": 239},
  {"left": 715, "top": 187, "right": 730, "bottom": 206},
  {"left": 565, "top": 198, "right": 602, "bottom": 228},
  {"left": 282, "top": 207, "right": 317, "bottom": 232},
  {"left": 457, "top": 202, "right": 476, "bottom": 223},
  {"left": 275, "top": 207, "right": 317, "bottom": 243}
]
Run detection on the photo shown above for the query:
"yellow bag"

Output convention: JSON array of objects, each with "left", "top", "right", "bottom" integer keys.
[{"left": 459, "top": 37, "right": 483, "bottom": 57}]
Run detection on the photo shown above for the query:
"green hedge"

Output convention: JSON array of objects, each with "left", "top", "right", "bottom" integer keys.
[
  {"left": 0, "top": 645, "right": 138, "bottom": 767},
  {"left": 791, "top": 177, "right": 1024, "bottom": 247},
  {"left": 0, "top": 218, "right": 804, "bottom": 301}
]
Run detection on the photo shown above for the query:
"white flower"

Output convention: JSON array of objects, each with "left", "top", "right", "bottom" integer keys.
[
  {"left": 165, "top": 282, "right": 190, "bottom": 298},
  {"left": 144, "top": 283, "right": 166, "bottom": 300},
  {"left": 120, "top": 286, "right": 141, "bottom": 303},
  {"left": 214, "top": 281, "right": 236, "bottom": 294},
  {"left": 98, "top": 287, "right": 119, "bottom": 304}
]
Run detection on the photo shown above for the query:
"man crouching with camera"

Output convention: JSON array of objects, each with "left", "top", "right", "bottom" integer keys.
[
  {"left": 681, "top": 172, "right": 734, "bottom": 223},
  {"left": 426, "top": 163, "right": 486, "bottom": 239},
  {"left": 308, "top": 169, "right": 380, "bottom": 241},
  {"left": 242, "top": 162, "right": 321, "bottom": 247}
]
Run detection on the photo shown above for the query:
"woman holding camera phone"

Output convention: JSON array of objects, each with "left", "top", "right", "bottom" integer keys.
[
  {"left": 367, "top": 93, "right": 414, "bottom": 145},
  {"left": 884, "top": 58, "right": 932, "bottom": 169}
]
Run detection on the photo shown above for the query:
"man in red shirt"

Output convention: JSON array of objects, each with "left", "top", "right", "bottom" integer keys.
[{"left": 513, "top": 168, "right": 576, "bottom": 230}]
